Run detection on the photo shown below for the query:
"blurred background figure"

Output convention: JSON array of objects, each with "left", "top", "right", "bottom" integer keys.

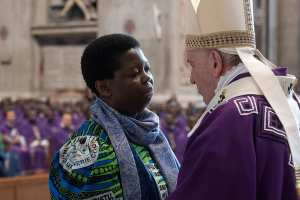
[
  {"left": 160, "top": 112, "right": 188, "bottom": 164},
  {"left": 0, "top": 134, "right": 21, "bottom": 177},
  {"left": 159, "top": 95, "right": 206, "bottom": 164},
  {"left": 19, "top": 108, "right": 51, "bottom": 174},
  {"left": 0, "top": 109, "right": 28, "bottom": 174},
  {"left": 51, "top": 113, "right": 75, "bottom": 153}
]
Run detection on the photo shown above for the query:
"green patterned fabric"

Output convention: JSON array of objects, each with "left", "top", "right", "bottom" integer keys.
[
  {"left": 0, "top": 133, "right": 4, "bottom": 151},
  {"left": 49, "top": 121, "right": 123, "bottom": 200},
  {"left": 50, "top": 120, "right": 170, "bottom": 200},
  {"left": 132, "top": 143, "right": 169, "bottom": 199}
]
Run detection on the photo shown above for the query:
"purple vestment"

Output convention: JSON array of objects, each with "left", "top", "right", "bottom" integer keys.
[
  {"left": 0, "top": 123, "right": 31, "bottom": 172},
  {"left": 51, "top": 125, "right": 74, "bottom": 153},
  {"left": 19, "top": 120, "right": 51, "bottom": 171},
  {"left": 0, "top": 110, "right": 3, "bottom": 127},
  {"left": 72, "top": 114, "right": 86, "bottom": 130},
  {"left": 15, "top": 106, "right": 25, "bottom": 125},
  {"left": 160, "top": 119, "right": 188, "bottom": 164},
  {"left": 166, "top": 69, "right": 299, "bottom": 200},
  {"left": 54, "top": 112, "right": 63, "bottom": 126}
]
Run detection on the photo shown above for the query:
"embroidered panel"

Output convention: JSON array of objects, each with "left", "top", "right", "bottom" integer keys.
[
  {"left": 257, "top": 99, "right": 288, "bottom": 146},
  {"left": 209, "top": 100, "right": 228, "bottom": 114},
  {"left": 243, "top": 0, "right": 255, "bottom": 33},
  {"left": 289, "top": 154, "right": 294, "bottom": 168},
  {"left": 234, "top": 96, "right": 258, "bottom": 116}
]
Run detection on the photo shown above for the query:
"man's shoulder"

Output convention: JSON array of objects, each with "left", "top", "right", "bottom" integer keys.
[
  {"left": 50, "top": 121, "right": 123, "bottom": 200},
  {"left": 197, "top": 94, "right": 267, "bottom": 136},
  {"left": 207, "top": 94, "right": 268, "bottom": 117},
  {"left": 204, "top": 94, "right": 289, "bottom": 145}
]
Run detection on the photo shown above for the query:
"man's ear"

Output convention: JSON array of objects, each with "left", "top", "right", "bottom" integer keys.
[
  {"left": 95, "top": 80, "right": 111, "bottom": 97},
  {"left": 210, "top": 50, "right": 223, "bottom": 78}
]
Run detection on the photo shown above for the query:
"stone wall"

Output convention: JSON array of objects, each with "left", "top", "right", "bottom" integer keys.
[
  {"left": 0, "top": 0, "right": 33, "bottom": 95},
  {"left": 0, "top": 0, "right": 299, "bottom": 103},
  {"left": 98, "top": 0, "right": 199, "bottom": 105},
  {"left": 278, "top": 0, "right": 300, "bottom": 92}
]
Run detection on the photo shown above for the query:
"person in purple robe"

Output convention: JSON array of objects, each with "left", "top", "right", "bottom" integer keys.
[
  {"left": 166, "top": 1, "right": 300, "bottom": 199},
  {"left": 0, "top": 109, "right": 31, "bottom": 173},
  {"left": 166, "top": 103, "right": 188, "bottom": 129},
  {"left": 54, "top": 104, "right": 64, "bottom": 126},
  {"left": 185, "top": 102, "right": 197, "bottom": 117},
  {"left": 0, "top": 110, "right": 4, "bottom": 128},
  {"left": 45, "top": 108, "right": 59, "bottom": 132},
  {"left": 14, "top": 100, "right": 27, "bottom": 126},
  {"left": 51, "top": 113, "right": 75, "bottom": 153},
  {"left": 72, "top": 105, "right": 86, "bottom": 129},
  {"left": 19, "top": 108, "right": 51, "bottom": 173},
  {"left": 160, "top": 112, "right": 188, "bottom": 164}
]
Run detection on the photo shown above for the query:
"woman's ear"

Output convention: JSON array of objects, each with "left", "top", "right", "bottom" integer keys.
[
  {"left": 95, "top": 80, "right": 111, "bottom": 97},
  {"left": 210, "top": 50, "right": 223, "bottom": 78}
]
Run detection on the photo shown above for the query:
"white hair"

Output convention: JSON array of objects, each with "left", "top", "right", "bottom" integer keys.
[
  {"left": 202, "top": 49, "right": 242, "bottom": 66},
  {"left": 217, "top": 50, "right": 242, "bottom": 66}
]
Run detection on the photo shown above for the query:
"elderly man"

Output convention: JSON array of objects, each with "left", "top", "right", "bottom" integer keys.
[{"left": 166, "top": 0, "right": 300, "bottom": 199}]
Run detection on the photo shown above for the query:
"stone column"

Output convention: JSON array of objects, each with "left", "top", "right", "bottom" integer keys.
[
  {"left": 278, "top": 0, "right": 300, "bottom": 92},
  {"left": 0, "top": 0, "right": 33, "bottom": 96},
  {"left": 268, "top": 0, "right": 278, "bottom": 64}
]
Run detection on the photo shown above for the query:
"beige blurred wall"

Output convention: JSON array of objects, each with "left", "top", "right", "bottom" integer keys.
[
  {"left": 0, "top": 0, "right": 33, "bottom": 95},
  {"left": 97, "top": 0, "right": 199, "bottom": 105},
  {"left": 277, "top": 0, "right": 300, "bottom": 92},
  {"left": 0, "top": 0, "right": 299, "bottom": 101}
]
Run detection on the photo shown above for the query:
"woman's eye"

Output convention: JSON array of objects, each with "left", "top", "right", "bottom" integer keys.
[
  {"left": 132, "top": 72, "right": 138, "bottom": 77},
  {"left": 145, "top": 67, "right": 151, "bottom": 72}
]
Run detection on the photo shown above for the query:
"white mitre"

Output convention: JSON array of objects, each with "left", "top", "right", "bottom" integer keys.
[{"left": 185, "top": 0, "right": 300, "bottom": 194}]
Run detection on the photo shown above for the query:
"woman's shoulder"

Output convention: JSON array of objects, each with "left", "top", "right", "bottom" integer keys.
[
  {"left": 49, "top": 120, "right": 123, "bottom": 200},
  {"left": 68, "top": 120, "right": 110, "bottom": 144}
]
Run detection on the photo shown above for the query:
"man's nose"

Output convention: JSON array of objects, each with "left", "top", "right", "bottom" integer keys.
[{"left": 190, "top": 73, "right": 195, "bottom": 85}]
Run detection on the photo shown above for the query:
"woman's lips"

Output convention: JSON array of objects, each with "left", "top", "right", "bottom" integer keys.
[{"left": 144, "top": 87, "right": 154, "bottom": 97}]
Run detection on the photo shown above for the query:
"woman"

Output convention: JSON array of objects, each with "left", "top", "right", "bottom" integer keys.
[{"left": 49, "top": 34, "right": 180, "bottom": 200}]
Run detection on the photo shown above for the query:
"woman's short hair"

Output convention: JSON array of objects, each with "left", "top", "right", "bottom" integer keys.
[{"left": 81, "top": 34, "right": 140, "bottom": 96}]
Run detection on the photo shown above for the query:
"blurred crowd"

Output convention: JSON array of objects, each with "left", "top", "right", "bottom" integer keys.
[{"left": 0, "top": 91, "right": 205, "bottom": 178}]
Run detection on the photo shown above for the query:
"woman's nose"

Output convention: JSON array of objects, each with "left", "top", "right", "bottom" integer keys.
[{"left": 142, "top": 71, "right": 152, "bottom": 84}]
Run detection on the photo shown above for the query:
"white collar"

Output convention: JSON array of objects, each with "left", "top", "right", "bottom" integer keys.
[{"left": 214, "top": 63, "right": 249, "bottom": 94}]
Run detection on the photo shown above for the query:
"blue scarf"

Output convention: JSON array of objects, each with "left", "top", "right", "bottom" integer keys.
[{"left": 91, "top": 98, "right": 179, "bottom": 200}]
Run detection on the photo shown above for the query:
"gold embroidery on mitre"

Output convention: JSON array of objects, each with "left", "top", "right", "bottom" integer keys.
[
  {"left": 186, "top": 31, "right": 256, "bottom": 50},
  {"left": 244, "top": 0, "right": 254, "bottom": 33},
  {"left": 185, "top": 0, "right": 256, "bottom": 50}
]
